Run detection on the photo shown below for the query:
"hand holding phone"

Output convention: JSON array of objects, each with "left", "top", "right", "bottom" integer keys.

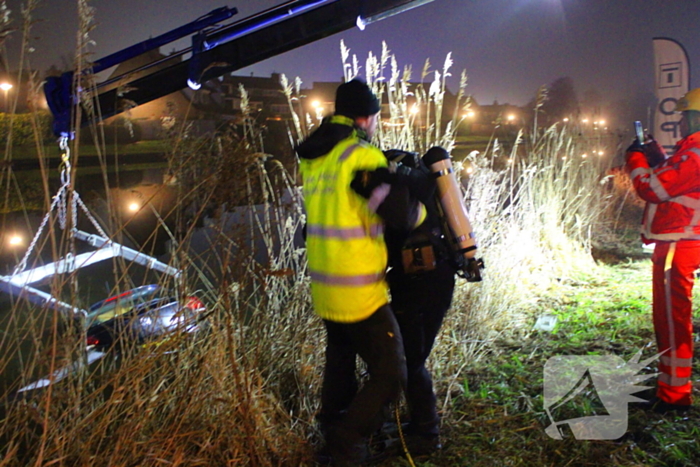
[{"left": 634, "top": 121, "right": 645, "bottom": 145}]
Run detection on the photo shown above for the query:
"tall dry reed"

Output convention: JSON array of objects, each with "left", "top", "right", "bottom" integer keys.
[
  {"left": 0, "top": 2, "right": 315, "bottom": 466},
  {"left": 0, "top": 12, "right": 628, "bottom": 466},
  {"left": 282, "top": 41, "right": 620, "bottom": 411}
]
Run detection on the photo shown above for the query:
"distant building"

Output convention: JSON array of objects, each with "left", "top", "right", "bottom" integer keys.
[
  {"left": 463, "top": 99, "right": 526, "bottom": 136},
  {"left": 221, "top": 73, "right": 291, "bottom": 119}
]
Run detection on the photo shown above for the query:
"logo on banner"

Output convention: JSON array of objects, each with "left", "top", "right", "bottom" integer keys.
[
  {"left": 653, "top": 38, "right": 689, "bottom": 152},
  {"left": 658, "top": 62, "right": 684, "bottom": 89}
]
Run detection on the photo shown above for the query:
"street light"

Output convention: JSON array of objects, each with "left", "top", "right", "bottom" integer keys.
[
  {"left": 0, "top": 82, "right": 12, "bottom": 113},
  {"left": 8, "top": 234, "right": 22, "bottom": 247}
]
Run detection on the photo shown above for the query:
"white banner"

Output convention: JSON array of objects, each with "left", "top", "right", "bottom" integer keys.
[{"left": 653, "top": 37, "right": 690, "bottom": 152}]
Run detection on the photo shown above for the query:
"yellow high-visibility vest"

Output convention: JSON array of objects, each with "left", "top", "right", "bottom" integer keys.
[{"left": 300, "top": 120, "right": 389, "bottom": 323}]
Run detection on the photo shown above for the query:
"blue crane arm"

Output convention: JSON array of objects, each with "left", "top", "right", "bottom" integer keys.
[
  {"left": 44, "top": 0, "right": 436, "bottom": 138},
  {"left": 92, "top": 6, "right": 238, "bottom": 74},
  {"left": 45, "top": 5, "right": 238, "bottom": 138}
]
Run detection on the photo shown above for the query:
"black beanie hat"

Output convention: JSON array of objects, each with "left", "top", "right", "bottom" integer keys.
[{"left": 334, "top": 79, "right": 381, "bottom": 118}]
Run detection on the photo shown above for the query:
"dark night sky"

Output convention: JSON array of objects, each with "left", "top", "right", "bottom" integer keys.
[{"left": 3, "top": 0, "right": 699, "bottom": 106}]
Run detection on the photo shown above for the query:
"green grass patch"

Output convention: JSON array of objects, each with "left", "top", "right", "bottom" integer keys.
[{"left": 376, "top": 260, "right": 700, "bottom": 467}]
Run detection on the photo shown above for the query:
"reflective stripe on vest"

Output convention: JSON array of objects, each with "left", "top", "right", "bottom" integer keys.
[
  {"left": 658, "top": 373, "right": 691, "bottom": 387},
  {"left": 307, "top": 223, "right": 384, "bottom": 239},
  {"left": 660, "top": 355, "right": 693, "bottom": 367},
  {"left": 339, "top": 143, "right": 358, "bottom": 162},
  {"left": 649, "top": 173, "right": 671, "bottom": 201},
  {"left": 629, "top": 166, "right": 650, "bottom": 180},
  {"left": 309, "top": 270, "right": 385, "bottom": 286},
  {"left": 368, "top": 183, "right": 391, "bottom": 213}
]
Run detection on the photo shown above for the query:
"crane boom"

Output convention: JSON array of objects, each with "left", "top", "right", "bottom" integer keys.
[{"left": 45, "top": 0, "right": 436, "bottom": 137}]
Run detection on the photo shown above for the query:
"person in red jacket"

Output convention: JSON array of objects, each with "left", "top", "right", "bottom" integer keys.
[{"left": 625, "top": 88, "right": 700, "bottom": 412}]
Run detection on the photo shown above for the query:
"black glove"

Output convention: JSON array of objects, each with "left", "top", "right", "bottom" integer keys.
[
  {"left": 644, "top": 138, "right": 667, "bottom": 167},
  {"left": 625, "top": 136, "right": 666, "bottom": 167},
  {"left": 462, "top": 257, "right": 485, "bottom": 282},
  {"left": 625, "top": 138, "right": 644, "bottom": 154},
  {"left": 351, "top": 168, "right": 396, "bottom": 199}
]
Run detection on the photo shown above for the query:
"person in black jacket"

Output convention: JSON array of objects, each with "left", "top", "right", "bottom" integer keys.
[{"left": 353, "top": 146, "right": 459, "bottom": 455}]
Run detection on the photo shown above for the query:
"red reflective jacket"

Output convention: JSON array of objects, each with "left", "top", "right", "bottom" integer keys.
[{"left": 626, "top": 132, "right": 700, "bottom": 243}]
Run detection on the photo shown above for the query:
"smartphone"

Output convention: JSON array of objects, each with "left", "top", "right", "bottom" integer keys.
[{"left": 634, "top": 121, "right": 644, "bottom": 145}]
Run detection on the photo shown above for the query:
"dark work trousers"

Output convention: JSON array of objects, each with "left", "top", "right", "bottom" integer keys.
[
  {"left": 387, "top": 261, "right": 456, "bottom": 435},
  {"left": 320, "top": 304, "right": 407, "bottom": 447}
]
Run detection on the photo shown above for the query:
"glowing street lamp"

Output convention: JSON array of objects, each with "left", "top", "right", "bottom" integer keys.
[
  {"left": 0, "top": 82, "right": 12, "bottom": 113},
  {"left": 127, "top": 202, "right": 140, "bottom": 213},
  {"left": 8, "top": 234, "right": 22, "bottom": 247},
  {"left": 311, "top": 99, "right": 325, "bottom": 119}
]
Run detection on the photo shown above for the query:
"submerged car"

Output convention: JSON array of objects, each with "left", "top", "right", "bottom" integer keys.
[
  {"left": 17, "top": 285, "right": 206, "bottom": 393},
  {"left": 85, "top": 284, "right": 206, "bottom": 350}
]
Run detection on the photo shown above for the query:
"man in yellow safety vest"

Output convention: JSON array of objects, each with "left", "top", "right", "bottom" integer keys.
[{"left": 296, "top": 79, "right": 425, "bottom": 465}]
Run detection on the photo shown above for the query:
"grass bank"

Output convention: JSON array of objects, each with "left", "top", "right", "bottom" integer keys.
[{"left": 377, "top": 255, "right": 700, "bottom": 467}]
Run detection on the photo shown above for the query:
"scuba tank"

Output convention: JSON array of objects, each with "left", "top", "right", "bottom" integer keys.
[{"left": 422, "top": 147, "right": 484, "bottom": 282}]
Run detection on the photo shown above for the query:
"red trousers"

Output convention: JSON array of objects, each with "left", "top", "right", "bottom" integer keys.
[{"left": 651, "top": 240, "right": 700, "bottom": 405}]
